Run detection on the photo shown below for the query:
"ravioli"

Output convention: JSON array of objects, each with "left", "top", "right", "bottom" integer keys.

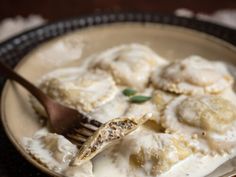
[
  {"left": 91, "top": 44, "right": 168, "bottom": 90},
  {"left": 23, "top": 128, "right": 78, "bottom": 173},
  {"left": 32, "top": 68, "right": 118, "bottom": 114},
  {"left": 162, "top": 95, "right": 236, "bottom": 154},
  {"left": 93, "top": 129, "right": 192, "bottom": 177},
  {"left": 151, "top": 56, "right": 233, "bottom": 95}
]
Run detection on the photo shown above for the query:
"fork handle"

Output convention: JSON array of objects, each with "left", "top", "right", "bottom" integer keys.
[{"left": 0, "top": 61, "right": 51, "bottom": 108}]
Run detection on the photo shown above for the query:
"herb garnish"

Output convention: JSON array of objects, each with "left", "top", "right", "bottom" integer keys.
[
  {"left": 129, "top": 95, "right": 151, "bottom": 103},
  {"left": 123, "top": 88, "right": 151, "bottom": 103},
  {"left": 122, "top": 88, "right": 137, "bottom": 97}
]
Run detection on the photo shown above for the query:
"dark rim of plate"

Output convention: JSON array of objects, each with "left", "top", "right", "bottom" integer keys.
[
  {"left": 0, "top": 12, "right": 235, "bottom": 177},
  {"left": 0, "top": 12, "right": 235, "bottom": 69}
]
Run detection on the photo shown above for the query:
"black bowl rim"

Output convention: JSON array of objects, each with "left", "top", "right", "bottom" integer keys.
[{"left": 0, "top": 12, "right": 235, "bottom": 68}]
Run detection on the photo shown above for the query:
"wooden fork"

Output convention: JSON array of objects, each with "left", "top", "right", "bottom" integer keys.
[{"left": 0, "top": 61, "right": 102, "bottom": 146}]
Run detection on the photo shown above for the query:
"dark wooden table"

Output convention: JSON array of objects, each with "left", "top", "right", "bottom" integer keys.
[{"left": 0, "top": 0, "right": 236, "bottom": 21}]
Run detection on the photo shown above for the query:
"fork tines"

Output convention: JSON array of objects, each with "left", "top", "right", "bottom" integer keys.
[
  {"left": 79, "top": 115, "right": 103, "bottom": 128},
  {"left": 67, "top": 117, "right": 103, "bottom": 146}
]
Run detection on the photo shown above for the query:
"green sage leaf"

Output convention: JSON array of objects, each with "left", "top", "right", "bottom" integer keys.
[
  {"left": 129, "top": 95, "right": 151, "bottom": 103},
  {"left": 122, "top": 88, "right": 137, "bottom": 97}
]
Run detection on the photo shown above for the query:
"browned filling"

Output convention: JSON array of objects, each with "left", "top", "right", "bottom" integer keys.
[{"left": 82, "top": 120, "right": 137, "bottom": 159}]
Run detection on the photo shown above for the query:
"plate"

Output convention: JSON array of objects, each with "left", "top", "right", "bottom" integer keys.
[{"left": 0, "top": 12, "right": 236, "bottom": 177}]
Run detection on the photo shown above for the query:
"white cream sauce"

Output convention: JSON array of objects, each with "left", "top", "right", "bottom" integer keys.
[{"left": 26, "top": 44, "right": 236, "bottom": 177}]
